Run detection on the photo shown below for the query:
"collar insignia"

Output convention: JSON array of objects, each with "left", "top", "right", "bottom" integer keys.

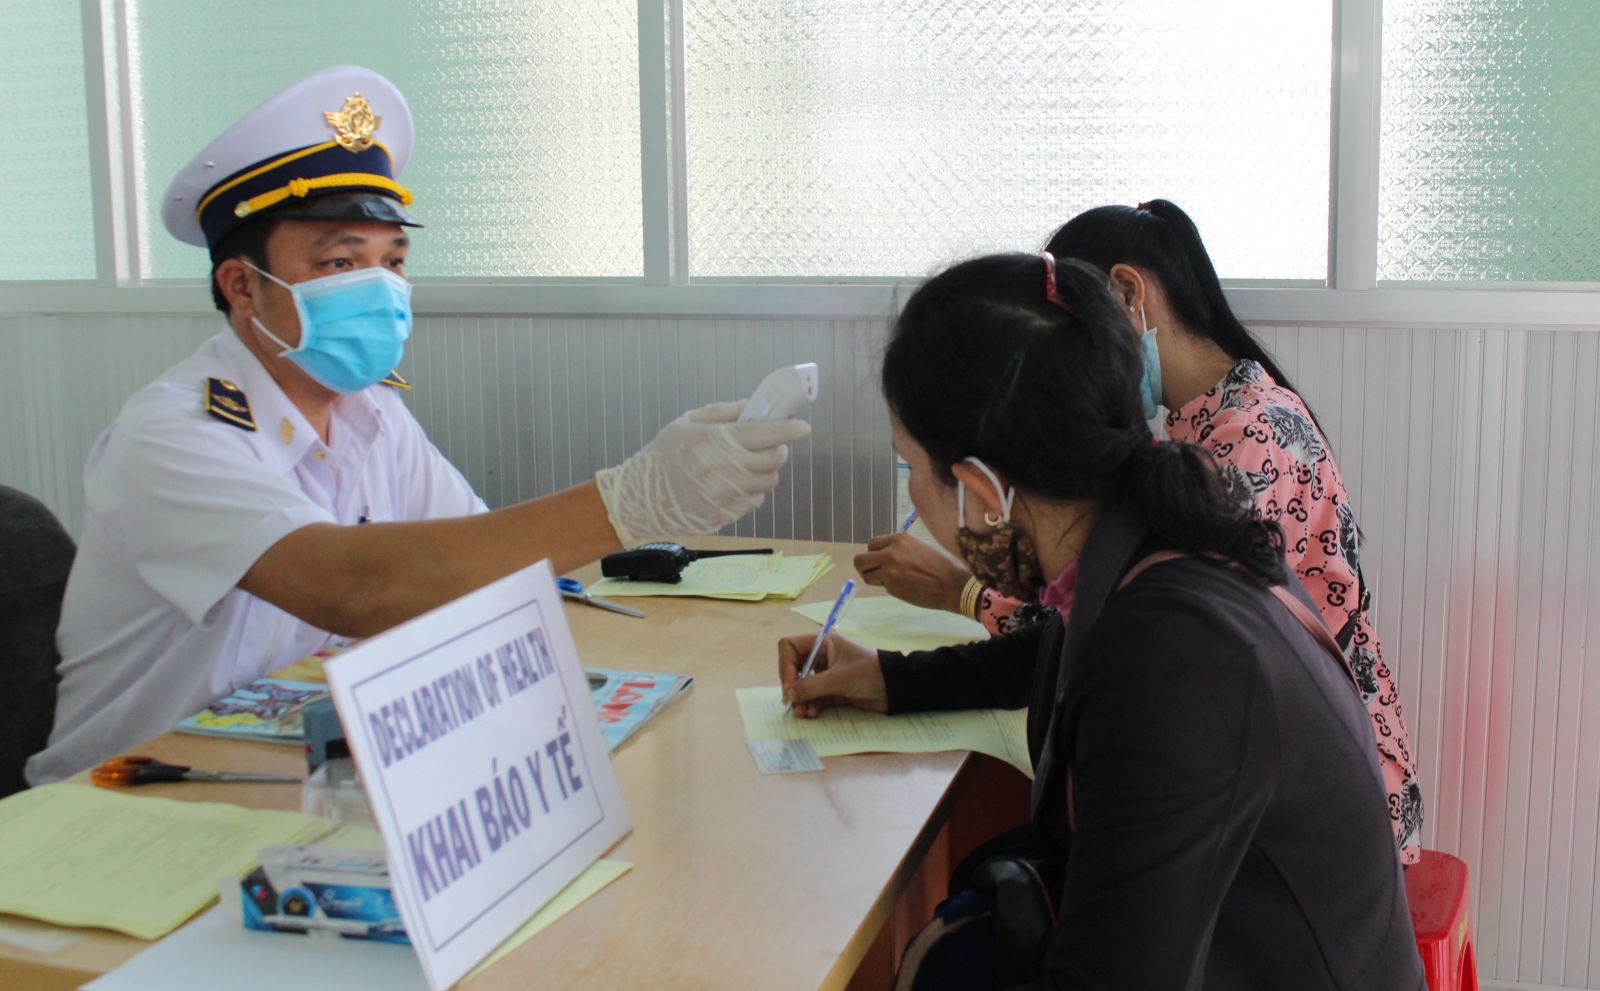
[
  {"left": 203, "top": 377, "right": 256, "bottom": 431},
  {"left": 323, "top": 92, "right": 381, "bottom": 153}
]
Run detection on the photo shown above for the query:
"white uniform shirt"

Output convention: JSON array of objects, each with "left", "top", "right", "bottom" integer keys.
[{"left": 27, "top": 330, "right": 486, "bottom": 783}]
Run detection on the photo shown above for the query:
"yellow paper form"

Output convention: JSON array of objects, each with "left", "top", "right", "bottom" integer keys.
[
  {"left": 587, "top": 553, "right": 779, "bottom": 600},
  {"left": 736, "top": 686, "right": 1031, "bottom": 778},
  {"left": 464, "top": 860, "right": 633, "bottom": 981},
  {"left": 267, "top": 646, "right": 343, "bottom": 683},
  {"left": 792, "top": 595, "right": 988, "bottom": 653},
  {"left": 764, "top": 554, "right": 835, "bottom": 599},
  {"left": 0, "top": 784, "right": 329, "bottom": 939}
]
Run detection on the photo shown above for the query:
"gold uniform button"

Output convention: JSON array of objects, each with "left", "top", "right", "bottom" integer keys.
[{"left": 313, "top": 449, "right": 327, "bottom": 461}]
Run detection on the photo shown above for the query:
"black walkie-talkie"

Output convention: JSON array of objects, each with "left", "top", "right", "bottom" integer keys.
[{"left": 599, "top": 542, "right": 773, "bottom": 583}]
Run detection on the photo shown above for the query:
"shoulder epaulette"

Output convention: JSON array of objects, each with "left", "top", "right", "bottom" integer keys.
[
  {"left": 203, "top": 377, "right": 257, "bottom": 431},
  {"left": 379, "top": 370, "right": 411, "bottom": 390}
]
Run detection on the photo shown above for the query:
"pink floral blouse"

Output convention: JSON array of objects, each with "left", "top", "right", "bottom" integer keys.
[{"left": 976, "top": 360, "right": 1423, "bottom": 864}]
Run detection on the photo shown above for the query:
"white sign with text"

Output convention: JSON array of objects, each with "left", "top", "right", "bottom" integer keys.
[{"left": 325, "top": 560, "right": 630, "bottom": 990}]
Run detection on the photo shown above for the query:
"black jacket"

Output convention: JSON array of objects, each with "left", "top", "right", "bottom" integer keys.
[
  {"left": 0, "top": 486, "right": 73, "bottom": 798},
  {"left": 880, "top": 506, "right": 1425, "bottom": 990}
]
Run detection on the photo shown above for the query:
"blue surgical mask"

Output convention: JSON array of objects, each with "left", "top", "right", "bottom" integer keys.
[
  {"left": 1134, "top": 304, "right": 1163, "bottom": 419},
  {"left": 245, "top": 261, "right": 413, "bottom": 394}
]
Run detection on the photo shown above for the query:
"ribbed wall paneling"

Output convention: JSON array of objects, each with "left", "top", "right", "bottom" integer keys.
[
  {"left": 1257, "top": 325, "right": 1600, "bottom": 989},
  {"left": 5, "top": 312, "right": 1600, "bottom": 987},
  {"left": 401, "top": 314, "right": 895, "bottom": 542},
  {"left": 0, "top": 313, "right": 220, "bottom": 535}
]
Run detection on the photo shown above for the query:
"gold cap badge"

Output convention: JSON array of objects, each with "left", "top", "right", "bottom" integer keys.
[{"left": 323, "top": 92, "right": 381, "bottom": 152}]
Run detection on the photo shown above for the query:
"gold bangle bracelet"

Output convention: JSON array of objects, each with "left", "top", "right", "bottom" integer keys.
[{"left": 961, "top": 577, "right": 985, "bottom": 620}]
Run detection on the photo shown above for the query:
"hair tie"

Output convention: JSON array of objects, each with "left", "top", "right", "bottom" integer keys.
[{"left": 1040, "top": 250, "right": 1064, "bottom": 308}]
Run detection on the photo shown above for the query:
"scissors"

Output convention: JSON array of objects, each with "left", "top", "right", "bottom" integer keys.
[
  {"left": 558, "top": 577, "right": 646, "bottom": 619},
  {"left": 90, "top": 755, "right": 301, "bottom": 788}
]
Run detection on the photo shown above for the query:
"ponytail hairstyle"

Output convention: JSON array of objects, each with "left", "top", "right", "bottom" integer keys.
[
  {"left": 882, "top": 252, "right": 1285, "bottom": 584},
  {"left": 1045, "top": 199, "right": 1307, "bottom": 404}
]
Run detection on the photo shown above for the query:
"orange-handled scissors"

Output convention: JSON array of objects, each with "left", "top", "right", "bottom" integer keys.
[{"left": 90, "top": 755, "right": 301, "bottom": 788}]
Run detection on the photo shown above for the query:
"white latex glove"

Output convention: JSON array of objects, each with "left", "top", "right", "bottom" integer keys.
[{"left": 595, "top": 400, "right": 811, "bottom": 546}]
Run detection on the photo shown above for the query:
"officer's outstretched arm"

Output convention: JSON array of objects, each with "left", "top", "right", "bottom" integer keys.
[
  {"left": 240, "top": 401, "right": 808, "bottom": 637},
  {"left": 241, "top": 480, "right": 618, "bottom": 637}
]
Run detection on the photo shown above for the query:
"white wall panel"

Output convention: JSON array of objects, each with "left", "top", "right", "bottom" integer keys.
[
  {"left": 1257, "top": 324, "right": 1600, "bottom": 989},
  {"left": 0, "top": 313, "right": 218, "bottom": 535},
  {"left": 401, "top": 314, "right": 894, "bottom": 543},
  {"left": 4, "top": 311, "right": 1600, "bottom": 987}
]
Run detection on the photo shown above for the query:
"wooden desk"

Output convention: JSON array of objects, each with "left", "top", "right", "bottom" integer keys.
[{"left": 0, "top": 538, "right": 1028, "bottom": 991}]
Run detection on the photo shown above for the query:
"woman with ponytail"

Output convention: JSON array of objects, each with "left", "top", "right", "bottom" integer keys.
[
  {"left": 784, "top": 254, "right": 1423, "bottom": 990},
  {"left": 856, "top": 199, "right": 1422, "bottom": 865}
]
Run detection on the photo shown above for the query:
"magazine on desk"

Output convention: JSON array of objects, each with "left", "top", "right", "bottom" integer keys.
[
  {"left": 587, "top": 668, "right": 694, "bottom": 751},
  {"left": 175, "top": 655, "right": 686, "bottom": 750},
  {"left": 174, "top": 678, "right": 329, "bottom": 744},
  {"left": 173, "top": 647, "right": 343, "bottom": 744}
]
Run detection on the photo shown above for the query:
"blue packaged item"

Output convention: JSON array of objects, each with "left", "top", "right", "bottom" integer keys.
[{"left": 229, "top": 844, "right": 408, "bottom": 944}]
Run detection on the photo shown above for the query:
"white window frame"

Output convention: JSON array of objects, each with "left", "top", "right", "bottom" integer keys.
[{"left": 0, "top": 0, "right": 1595, "bottom": 328}]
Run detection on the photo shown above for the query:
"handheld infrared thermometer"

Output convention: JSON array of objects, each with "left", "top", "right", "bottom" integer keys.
[{"left": 738, "top": 363, "right": 819, "bottom": 422}]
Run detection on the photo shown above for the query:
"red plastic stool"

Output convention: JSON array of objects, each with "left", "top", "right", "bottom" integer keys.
[{"left": 1404, "top": 850, "right": 1478, "bottom": 991}]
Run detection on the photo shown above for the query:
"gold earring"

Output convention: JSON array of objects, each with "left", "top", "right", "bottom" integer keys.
[{"left": 983, "top": 510, "right": 1004, "bottom": 527}]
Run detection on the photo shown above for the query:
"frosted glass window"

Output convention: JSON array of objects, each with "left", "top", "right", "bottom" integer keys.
[
  {"left": 0, "top": 2, "right": 95, "bottom": 281},
  {"left": 1379, "top": 1, "right": 1600, "bottom": 283},
  {"left": 684, "top": 1, "right": 1332, "bottom": 280},
  {"left": 129, "top": 0, "right": 642, "bottom": 280}
]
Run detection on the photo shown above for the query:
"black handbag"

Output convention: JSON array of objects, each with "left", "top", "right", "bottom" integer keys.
[{"left": 892, "top": 856, "right": 1055, "bottom": 991}]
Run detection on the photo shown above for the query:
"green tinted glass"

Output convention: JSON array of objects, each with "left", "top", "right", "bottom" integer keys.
[
  {"left": 1380, "top": 0, "right": 1600, "bottom": 282},
  {"left": 131, "top": 0, "right": 642, "bottom": 279},
  {"left": 0, "top": 2, "right": 95, "bottom": 280}
]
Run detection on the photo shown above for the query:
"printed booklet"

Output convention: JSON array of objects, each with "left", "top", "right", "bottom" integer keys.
[
  {"left": 587, "top": 668, "right": 693, "bottom": 751},
  {"left": 176, "top": 656, "right": 688, "bottom": 750},
  {"left": 175, "top": 677, "right": 330, "bottom": 744}
]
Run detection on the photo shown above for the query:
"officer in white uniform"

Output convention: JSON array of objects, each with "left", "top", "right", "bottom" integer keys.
[{"left": 28, "top": 66, "right": 807, "bottom": 783}]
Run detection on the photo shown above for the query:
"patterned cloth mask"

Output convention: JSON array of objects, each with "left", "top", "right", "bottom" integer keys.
[{"left": 954, "top": 457, "right": 1044, "bottom": 602}]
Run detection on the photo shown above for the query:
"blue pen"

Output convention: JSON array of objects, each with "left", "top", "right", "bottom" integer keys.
[
  {"left": 901, "top": 508, "right": 919, "bottom": 532},
  {"left": 786, "top": 578, "right": 856, "bottom": 716}
]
